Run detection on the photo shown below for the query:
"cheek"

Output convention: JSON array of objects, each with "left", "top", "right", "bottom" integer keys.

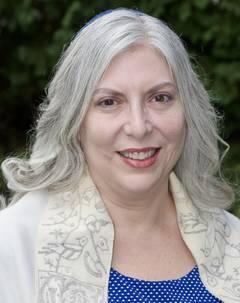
[
  {"left": 157, "top": 110, "right": 186, "bottom": 144},
  {"left": 79, "top": 116, "right": 114, "bottom": 153}
]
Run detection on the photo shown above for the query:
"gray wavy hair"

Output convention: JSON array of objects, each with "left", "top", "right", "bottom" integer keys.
[{"left": 1, "top": 8, "right": 234, "bottom": 207}]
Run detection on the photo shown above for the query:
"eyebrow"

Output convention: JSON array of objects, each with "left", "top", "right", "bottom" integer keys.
[{"left": 93, "top": 82, "right": 178, "bottom": 97}]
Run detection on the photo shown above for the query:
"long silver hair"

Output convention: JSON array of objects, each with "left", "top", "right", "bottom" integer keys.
[{"left": 1, "top": 8, "right": 234, "bottom": 207}]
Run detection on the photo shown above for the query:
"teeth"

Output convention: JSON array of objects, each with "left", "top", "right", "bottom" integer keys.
[{"left": 119, "top": 149, "right": 157, "bottom": 160}]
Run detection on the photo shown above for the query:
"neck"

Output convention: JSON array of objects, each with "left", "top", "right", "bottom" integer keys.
[{"left": 92, "top": 175, "right": 177, "bottom": 231}]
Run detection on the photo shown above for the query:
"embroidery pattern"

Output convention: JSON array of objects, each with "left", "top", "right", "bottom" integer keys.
[
  {"left": 37, "top": 176, "right": 114, "bottom": 303},
  {"left": 171, "top": 175, "right": 240, "bottom": 302},
  {"left": 36, "top": 172, "right": 240, "bottom": 303}
]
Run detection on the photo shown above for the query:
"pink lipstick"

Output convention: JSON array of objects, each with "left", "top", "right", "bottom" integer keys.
[{"left": 117, "top": 147, "right": 160, "bottom": 168}]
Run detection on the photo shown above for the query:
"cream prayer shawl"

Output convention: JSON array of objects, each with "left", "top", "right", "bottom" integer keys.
[{"left": 36, "top": 171, "right": 240, "bottom": 302}]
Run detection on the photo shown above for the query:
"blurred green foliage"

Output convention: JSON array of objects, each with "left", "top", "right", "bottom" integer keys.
[{"left": 0, "top": 0, "right": 239, "bottom": 214}]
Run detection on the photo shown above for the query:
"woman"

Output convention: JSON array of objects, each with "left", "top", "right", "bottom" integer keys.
[{"left": 0, "top": 8, "right": 239, "bottom": 303}]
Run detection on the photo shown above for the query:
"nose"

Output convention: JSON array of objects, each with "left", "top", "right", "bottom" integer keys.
[{"left": 123, "top": 103, "right": 152, "bottom": 138}]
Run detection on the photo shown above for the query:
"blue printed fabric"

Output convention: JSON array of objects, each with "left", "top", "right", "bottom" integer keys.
[{"left": 108, "top": 266, "right": 222, "bottom": 302}]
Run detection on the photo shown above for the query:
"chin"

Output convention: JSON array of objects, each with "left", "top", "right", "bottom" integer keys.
[{"left": 118, "top": 173, "right": 164, "bottom": 194}]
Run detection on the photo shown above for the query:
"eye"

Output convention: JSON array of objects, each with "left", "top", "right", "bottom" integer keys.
[
  {"left": 153, "top": 94, "right": 172, "bottom": 103},
  {"left": 98, "top": 98, "right": 117, "bottom": 107}
]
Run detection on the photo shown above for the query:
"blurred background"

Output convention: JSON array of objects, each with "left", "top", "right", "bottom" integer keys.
[{"left": 0, "top": 0, "right": 239, "bottom": 215}]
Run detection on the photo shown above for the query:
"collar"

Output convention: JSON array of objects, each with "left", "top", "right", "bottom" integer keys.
[{"left": 36, "top": 170, "right": 240, "bottom": 302}]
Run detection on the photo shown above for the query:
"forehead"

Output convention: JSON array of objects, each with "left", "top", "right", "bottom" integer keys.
[{"left": 96, "top": 44, "right": 174, "bottom": 90}]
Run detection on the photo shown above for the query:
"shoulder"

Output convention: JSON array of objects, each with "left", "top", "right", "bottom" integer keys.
[
  {"left": 0, "top": 189, "right": 48, "bottom": 251},
  {"left": 0, "top": 190, "right": 48, "bottom": 302},
  {"left": 222, "top": 209, "right": 240, "bottom": 233},
  {"left": 0, "top": 190, "right": 48, "bottom": 232},
  {"left": 201, "top": 206, "right": 240, "bottom": 241},
  {"left": 0, "top": 189, "right": 48, "bottom": 252}
]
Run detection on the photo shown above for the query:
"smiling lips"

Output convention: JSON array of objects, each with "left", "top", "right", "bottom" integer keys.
[{"left": 117, "top": 147, "right": 160, "bottom": 168}]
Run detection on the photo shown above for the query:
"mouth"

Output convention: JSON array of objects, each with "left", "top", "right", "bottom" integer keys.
[{"left": 117, "top": 148, "right": 160, "bottom": 161}]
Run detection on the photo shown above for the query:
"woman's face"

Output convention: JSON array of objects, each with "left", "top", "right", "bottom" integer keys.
[{"left": 80, "top": 44, "right": 186, "bottom": 196}]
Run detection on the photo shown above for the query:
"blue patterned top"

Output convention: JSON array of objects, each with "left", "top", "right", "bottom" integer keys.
[{"left": 108, "top": 266, "right": 222, "bottom": 302}]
